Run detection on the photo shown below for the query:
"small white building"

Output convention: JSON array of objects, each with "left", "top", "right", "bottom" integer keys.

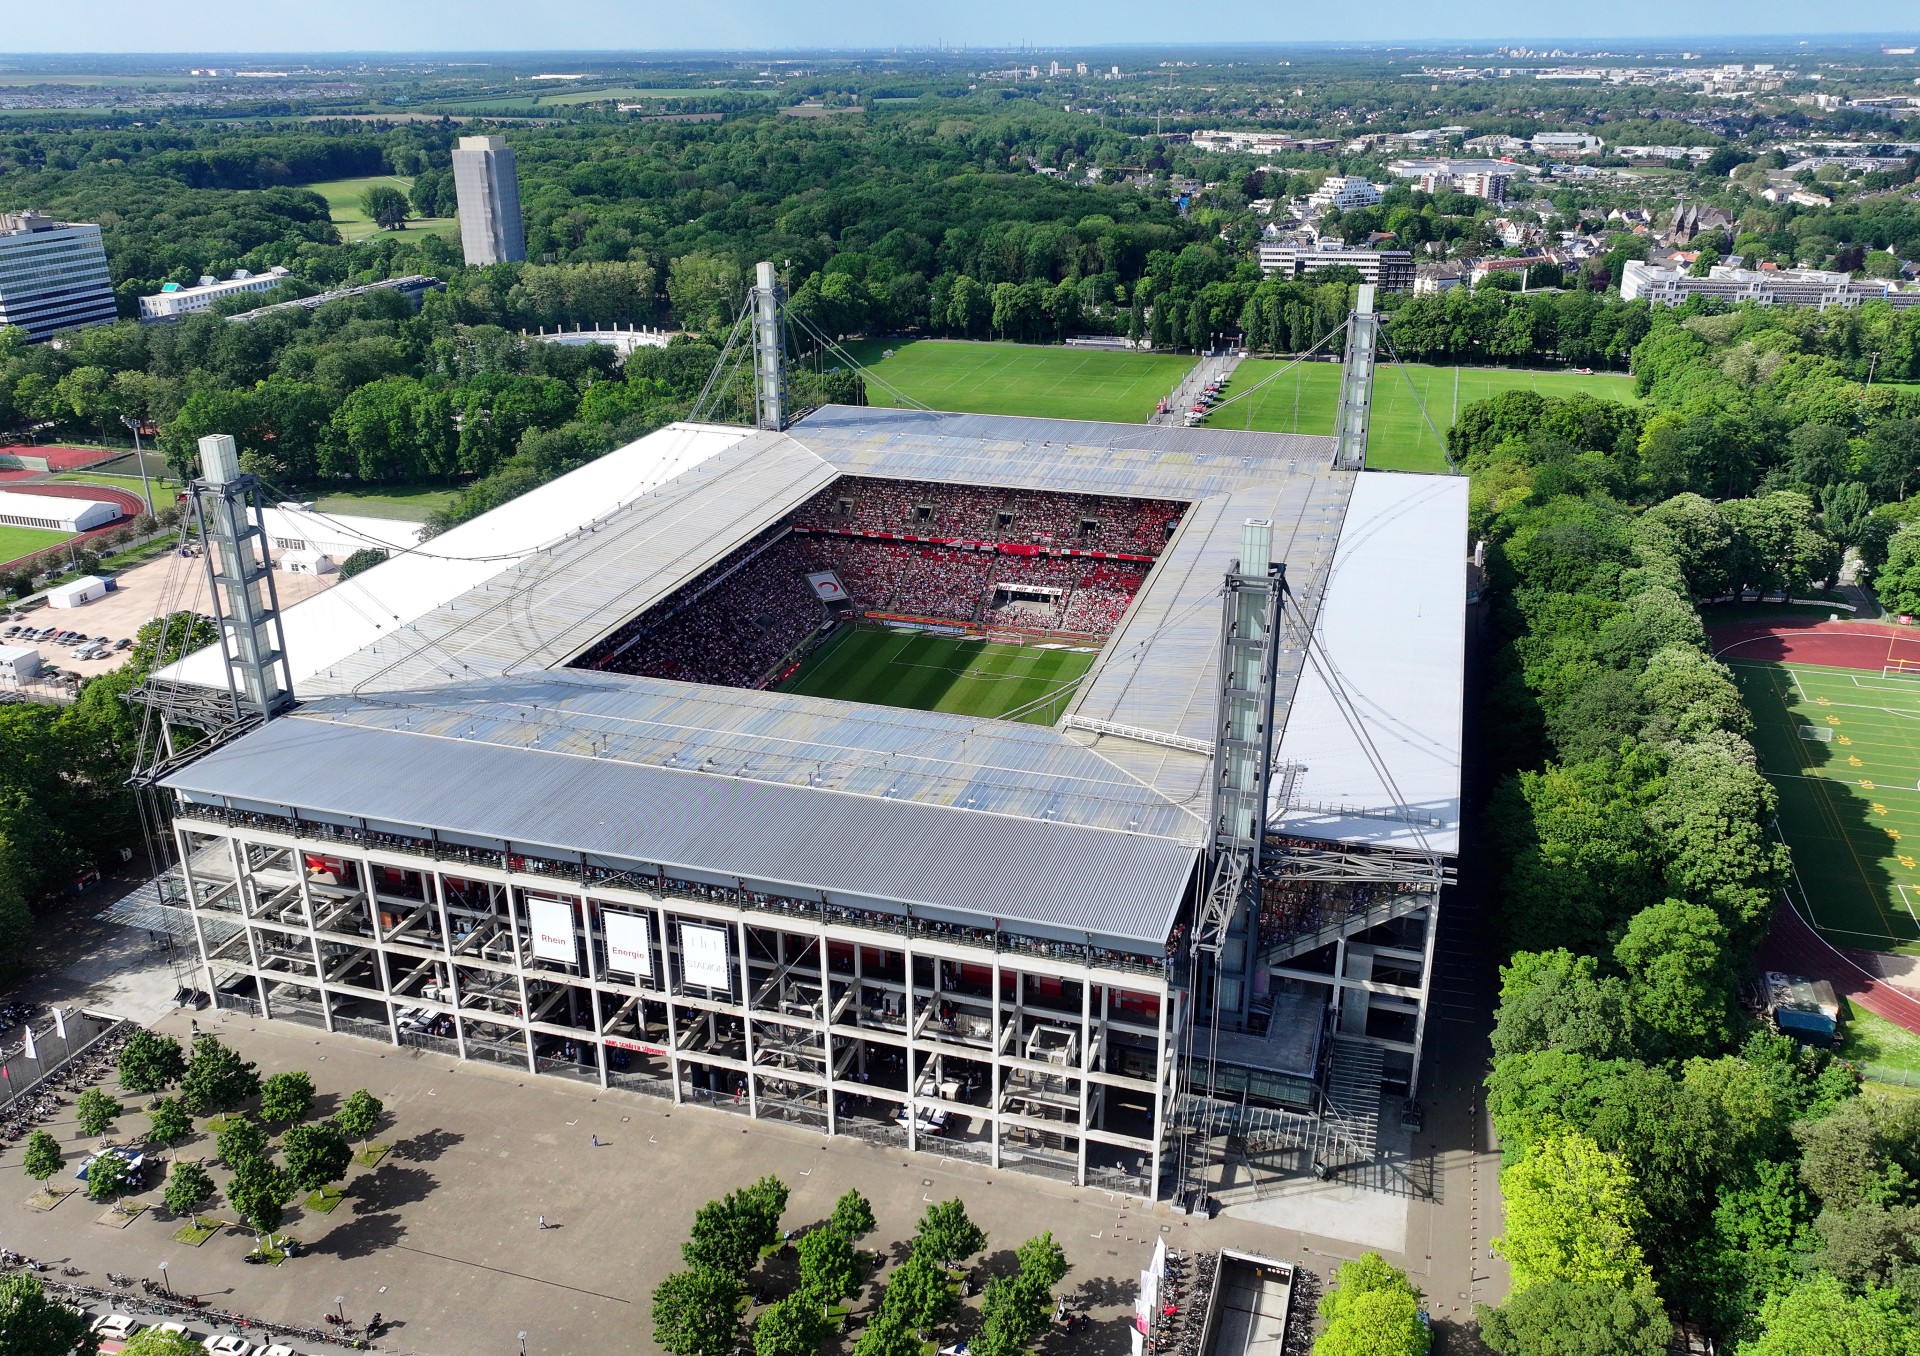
[
  {"left": 139, "top": 267, "right": 292, "bottom": 321},
  {"left": 0, "top": 490, "right": 118, "bottom": 534},
  {"left": 0, "top": 644, "right": 41, "bottom": 683},
  {"left": 259, "top": 505, "right": 425, "bottom": 574},
  {"left": 45, "top": 575, "right": 108, "bottom": 609}
]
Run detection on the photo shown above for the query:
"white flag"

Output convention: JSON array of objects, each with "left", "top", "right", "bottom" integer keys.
[
  {"left": 22, "top": 1025, "right": 36, "bottom": 1060},
  {"left": 52, "top": 1008, "right": 65, "bottom": 1041}
]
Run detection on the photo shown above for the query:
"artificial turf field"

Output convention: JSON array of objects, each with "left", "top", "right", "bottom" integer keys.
[
  {"left": 836, "top": 340, "right": 1197, "bottom": 423},
  {"left": 778, "top": 627, "right": 1096, "bottom": 724},
  {"left": 1206, "top": 361, "right": 1640, "bottom": 473},
  {"left": 1732, "top": 658, "right": 1920, "bottom": 953}
]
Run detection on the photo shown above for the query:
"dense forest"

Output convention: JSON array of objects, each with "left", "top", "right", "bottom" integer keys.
[{"left": 1456, "top": 296, "right": 1920, "bottom": 1352}]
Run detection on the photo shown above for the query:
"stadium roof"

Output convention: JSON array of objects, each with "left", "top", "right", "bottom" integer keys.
[{"left": 161, "top": 404, "right": 1467, "bottom": 941}]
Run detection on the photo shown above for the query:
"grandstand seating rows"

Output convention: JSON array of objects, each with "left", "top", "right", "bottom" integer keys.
[{"left": 791, "top": 476, "right": 1186, "bottom": 553}]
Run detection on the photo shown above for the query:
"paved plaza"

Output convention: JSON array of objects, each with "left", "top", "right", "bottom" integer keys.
[{"left": 0, "top": 900, "right": 1505, "bottom": 1356}]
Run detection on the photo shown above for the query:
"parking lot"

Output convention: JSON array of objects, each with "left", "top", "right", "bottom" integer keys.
[{"left": 1, "top": 548, "right": 333, "bottom": 692}]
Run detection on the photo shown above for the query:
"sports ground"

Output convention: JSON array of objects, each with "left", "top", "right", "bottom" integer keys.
[
  {"left": 0, "top": 524, "right": 71, "bottom": 569},
  {"left": 836, "top": 340, "right": 1196, "bottom": 423},
  {"left": 1719, "top": 623, "right": 1920, "bottom": 954},
  {"left": 1205, "top": 361, "right": 1639, "bottom": 474},
  {"left": 778, "top": 627, "right": 1095, "bottom": 724}
]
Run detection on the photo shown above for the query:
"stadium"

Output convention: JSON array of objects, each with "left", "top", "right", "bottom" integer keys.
[{"left": 134, "top": 282, "right": 1465, "bottom": 1203}]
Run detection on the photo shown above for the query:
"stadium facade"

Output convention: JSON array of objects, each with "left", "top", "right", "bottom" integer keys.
[{"left": 142, "top": 397, "right": 1465, "bottom": 1201}]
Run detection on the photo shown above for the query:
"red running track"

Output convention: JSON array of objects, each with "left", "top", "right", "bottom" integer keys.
[
  {"left": 0, "top": 483, "right": 145, "bottom": 570},
  {"left": 1760, "top": 898, "right": 1920, "bottom": 1036},
  {"left": 1709, "top": 616, "right": 1920, "bottom": 671},
  {"left": 1713, "top": 616, "right": 1920, "bottom": 1035}
]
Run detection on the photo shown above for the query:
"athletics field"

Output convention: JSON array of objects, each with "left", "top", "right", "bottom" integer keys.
[
  {"left": 1720, "top": 622, "right": 1920, "bottom": 953},
  {"left": 778, "top": 627, "right": 1095, "bottom": 725}
]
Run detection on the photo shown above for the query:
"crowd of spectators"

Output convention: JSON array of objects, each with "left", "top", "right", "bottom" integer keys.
[
  {"left": 589, "top": 534, "right": 825, "bottom": 687},
  {"left": 1255, "top": 876, "right": 1432, "bottom": 951},
  {"left": 793, "top": 476, "right": 1186, "bottom": 553}
]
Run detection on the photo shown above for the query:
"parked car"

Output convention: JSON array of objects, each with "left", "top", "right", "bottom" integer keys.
[
  {"left": 91, "top": 1315, "right": 141, "bottom": 1340},
  {"left": 113, "top": 638, "right": 132, "bottom": 651}
]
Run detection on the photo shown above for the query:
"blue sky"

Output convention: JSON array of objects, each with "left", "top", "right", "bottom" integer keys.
[{"left": 4, "top": 0, "right": 1918, "bottom": 53}]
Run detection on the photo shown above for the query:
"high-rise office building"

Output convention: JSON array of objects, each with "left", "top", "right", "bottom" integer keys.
[
  {"left": 0, "top": 211, "right": 118, "bottom": 342},
  {"left": 452, "top": 136, "right": 526, "bottom": 266}
]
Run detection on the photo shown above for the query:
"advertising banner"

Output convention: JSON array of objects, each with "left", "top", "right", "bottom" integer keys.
[
  {"left": 682, "top": 922, "right": 731, "bottom": 991},
  {"left": 604, "top": 910, "right": 653, "bottom": 980},
  {"left": 527, "top": 895, "right": 577, "bottom": 965}
]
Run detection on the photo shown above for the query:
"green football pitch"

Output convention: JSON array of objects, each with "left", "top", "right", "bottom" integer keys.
[
  {"left": 1732, "top": 659, "right": 1920, "bottom": 953},
  {"left": 778, "top": 627, "right": 1096, "bottom": 724},
  {"left": 0, "top": 524, "right": 71, "bottom": 568},
  {"left": 834, "top": 340, "right": 1196, "bottom": 424},
  {"left": 1204, "top": 361, "right": 1640, "bottom": 474}
]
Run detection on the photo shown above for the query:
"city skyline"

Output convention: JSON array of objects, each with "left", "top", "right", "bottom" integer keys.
[{"left": 4, "top": 0, "right": 1920, "bottom": 53}]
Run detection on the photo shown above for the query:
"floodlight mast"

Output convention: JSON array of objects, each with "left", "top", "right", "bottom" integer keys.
[
  {"left": 189, "top": 434, "right": 295, "bottom": 723},
  {"left": 751, "top": 260, "right": 787, "bottom": 432}
]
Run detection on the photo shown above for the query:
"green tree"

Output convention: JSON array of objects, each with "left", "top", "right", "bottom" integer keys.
[
  {"left": 215, "top": 1112, "right": 268, "bottom": 1169},
  {"left": 117, "top": 1030, "right": 187, "bottom": 1095},
  {"left": 684, "top": 1176, "right": 790, "bottom": 1280},
  {"left": 225, "top": 1155, "right": 295, "bottom": 1243},
  {"left": 831, "top": 1187, "right": 876, "bottom": 1239},
  {"left": 75, "top": 1087, "right": 121, "bottom": 1138},
  {"left": 258, "top": 1070, "right": 314, "bottom": 1124},
  {"left": 1613, "top": 899, "right": 1735, "bottom": 1060},
  {"left": 879, "top": 1251, "right": 957, "bottom": 1334},
  {"left": 281, "top": 1121, "right": 352, "bottom": 1195},
  {"left": 1477, "top": 1280, "right": 1673, "bottom": 1356},
  {"left": 178, "top": 1034, "right": 259, "bottom": 1115},
  {"left": 753, "top": 1292, "right": 824, "bottom": 1356},
  {"left": 1737, "top": 1274, "right": 1920, "bottom": 1356},
  {"left": 147, "top": 1097, "right": 192, "bottom": 1148},
  {"left": 1314, "top": 1253, "right": 1430, "bottom": 1356},
  {"left": 1496, "top": 1132, "right": 1654, "bottom": 1294},
  {"left": 0, "top": 1273, "right": 97, "bottom": 1356},
  {"left": 852, "top": 1311, "right": 921, "bottom": 1356},
  {"left": 652, "top": 1267, "right": 743, "bottom": 1356},
  {"left": 85, "top": 1151, "right": 131, "bottom": 1202},
  {"left": 122, "top": 1330, "right": 205, "bottom": 1356},
  {"left": 163, "top": 1160, "right": 214, "bottom": 1218},
  {"left": 359, "top": 184, "right": 412, "bottom": 230},
  {"left": 913, "top": 1197, "right": 986, "bottom": 1266},
  {"left": 1489, "top": 950, "right": 1636, "bottom": 1061},
  {"left": 667, "top": 252, "right": 744, "bottom": 332},
  {"left": 334, "top": 1088, "right": 384, "bottom": 1151},
  {"left": 21, "top": 1130, "right": 62, "bottom": 1193},
  {"left": 797, "top": 1225, "right": 859, "bottom": 1307},
  {"left": 336, "top": 547, "right": 387, "bottom": 580}
]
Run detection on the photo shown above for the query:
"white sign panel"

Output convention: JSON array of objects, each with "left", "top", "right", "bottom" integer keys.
[
  {"left": 806, "top": 571, "right": 849, "bottom": 603},
  {"left": 605, "top": 911, "right": 654, "bottom": 980},
  {"left": 528, "top": 896, "right": 577, "bottom": 965},
  {"left": 682, "top": 923, "right": 731, "bottom": 991}
]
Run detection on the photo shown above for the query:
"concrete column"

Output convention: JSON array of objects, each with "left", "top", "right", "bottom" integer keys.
[{"left": 1406, "top": 905, "right": 1441, "bottom": 1095}]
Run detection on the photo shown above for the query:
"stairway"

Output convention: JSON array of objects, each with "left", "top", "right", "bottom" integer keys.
[{"left": 1320, "top": 1038, "right": 1384, "bottom": 1164}]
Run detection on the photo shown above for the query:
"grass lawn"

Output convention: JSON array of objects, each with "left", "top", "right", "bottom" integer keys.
[
  {"left": 1841, "top": 1003, "right": 1920, "bottom": 1088},
  {"left": 51, "top": 471, "right": 166, "bottom": 503},
  {"left": 836, "top": 340, "right": 1195, "bottom": 424},
  {"left": 172, "top": 1216, "right": 221, "bottom": 1245},
  {"left": 305, "top": 1185, "right": 347, "bottom": 1213},
  {"left": 303, "top": 174, "right": 456, "bottom": 244},
  {"left": 1731, "top": 658, "right": 1920, "bottom": 953},
  {"left": 0, "top": 524, "right": 71, "bottom": 567},
  {"left": 779, "top": 627, "right": 1095, "bottom": 724},
  {"left": 1205, "top": 361, "right": 1640, "bottom": 474},
  {"left": 310, "top": 484, "right": 458, "bottom": 521}
]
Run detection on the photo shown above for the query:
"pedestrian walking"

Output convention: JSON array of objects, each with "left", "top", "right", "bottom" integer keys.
[
  {"left": 538, "top": 1214, "right": 547, "bottom": 1230},
  {"left": 591, "top": 1133, "right": 599, "bottom": 1147}
]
